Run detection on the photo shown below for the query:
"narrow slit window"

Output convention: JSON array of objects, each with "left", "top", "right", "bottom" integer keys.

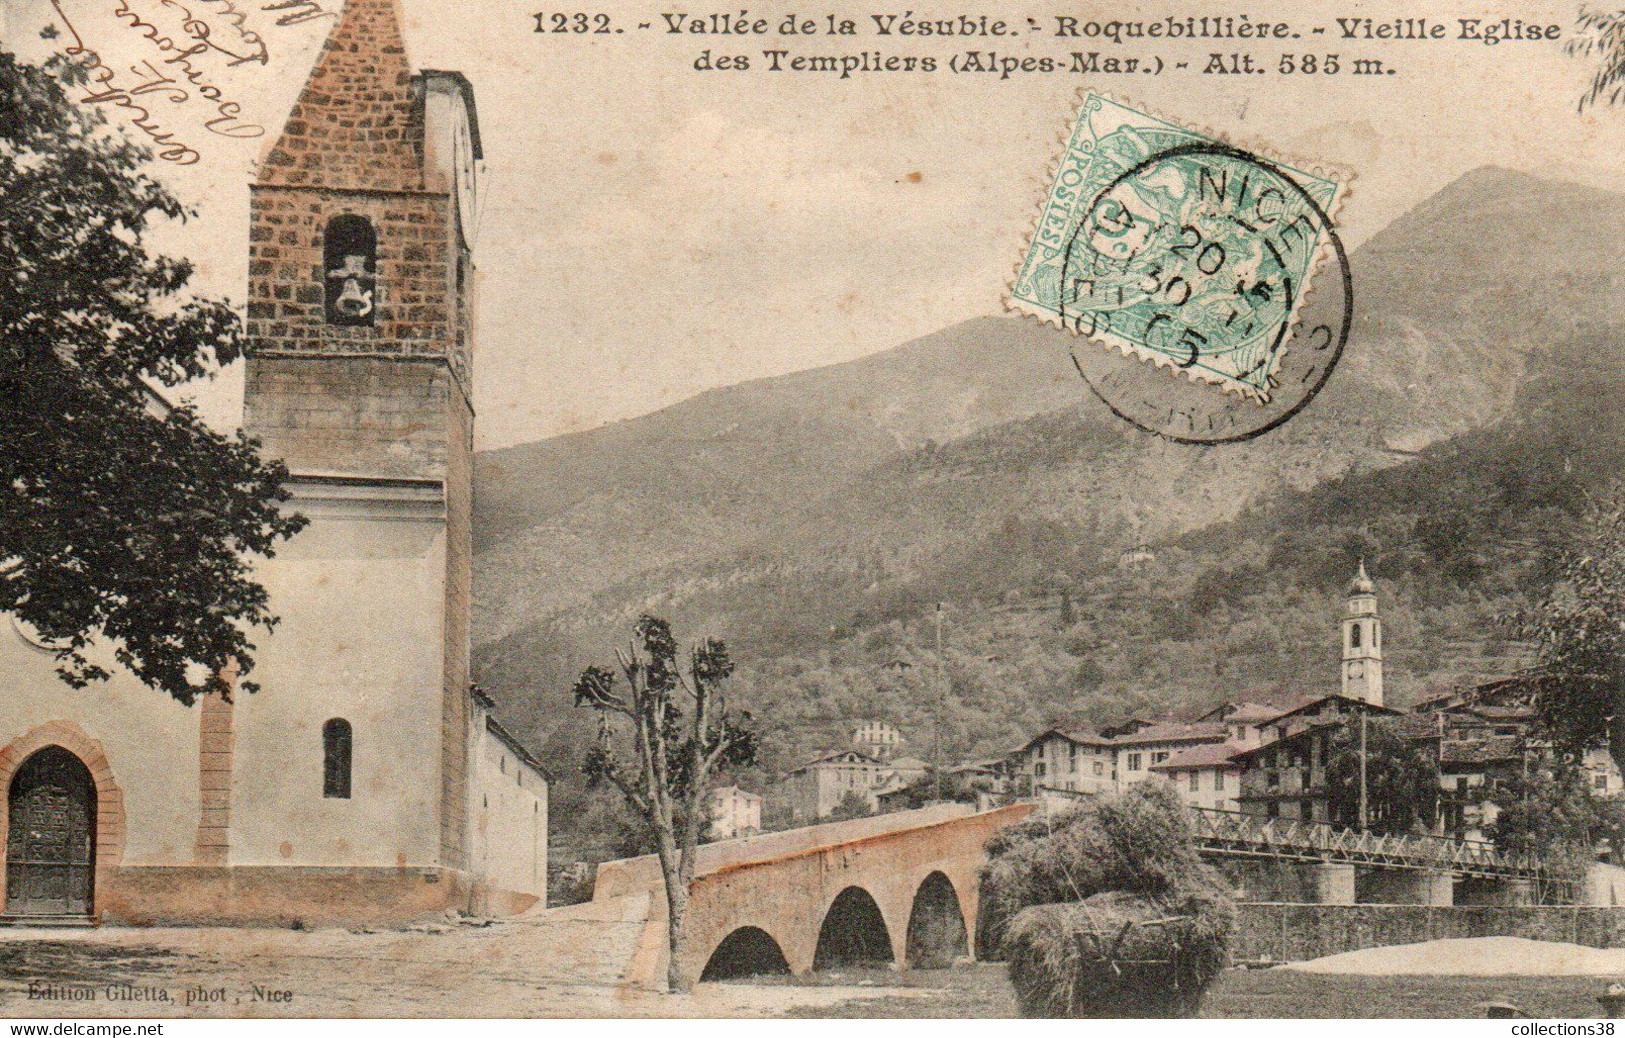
[{"left": 323, "top": 718, "right": 353, "bottom": 799}]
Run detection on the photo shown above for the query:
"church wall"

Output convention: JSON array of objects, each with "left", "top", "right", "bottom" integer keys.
[
  {"left": 96, "top": 866, "right": 468, "bottom": 928},
  {"left": 244, "top": 186, "right": 455, "bottom": 373},
  {"left": 243, "top": 356, "right": 454, "bottom": 481},
  {"left": 0, "top": 622, "right": 200, "bottom": 869},
  {"left": 0, "top": 0, "right": 538, "bottom": 928},
  {"left": 468, "top": 722, "right": 547, "bottom": 914},
  {"left": 227, "top": 487, "right": 449, "bottom": 870},
  {"left": 439, "top": 378, "right": 473, "bottom": 870}
]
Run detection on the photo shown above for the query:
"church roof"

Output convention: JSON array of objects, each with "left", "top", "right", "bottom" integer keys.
[
  {"left": 257, "top": 0, "right": 426, "bottom": 192},
  {"left": 485, "top": 715, "right": 550, "bottom": 780}
]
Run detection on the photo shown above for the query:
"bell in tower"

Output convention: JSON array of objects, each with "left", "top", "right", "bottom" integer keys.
[{"left": 322, "top": 215, "right": 378, "bottom": 326}]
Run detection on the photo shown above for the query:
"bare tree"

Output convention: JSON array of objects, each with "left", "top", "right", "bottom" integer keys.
[{"left": 572, "top": 615, "right": 757, "bottom": 993}]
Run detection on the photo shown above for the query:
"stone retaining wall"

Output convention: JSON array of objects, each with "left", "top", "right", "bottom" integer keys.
[{"left": 1235, "top": 902, "right": 1625, "bottom": 963}]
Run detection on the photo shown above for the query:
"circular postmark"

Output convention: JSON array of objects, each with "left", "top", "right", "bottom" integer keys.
[{"left": 1059, "top": 141, "right": 1353, "bottom": 444}]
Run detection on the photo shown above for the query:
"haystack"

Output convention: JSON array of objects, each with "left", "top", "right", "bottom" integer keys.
[
  {"left": 1004, "top": 890, "right": 1232, "bottom": 1017},
  {"left": 981, "top": 783, "right": 1235, "bottom": 1017}
]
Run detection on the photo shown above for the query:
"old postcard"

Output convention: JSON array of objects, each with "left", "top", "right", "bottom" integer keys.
[{"left": 1, "top": 0, "right": 1623, "bottom": 1023}]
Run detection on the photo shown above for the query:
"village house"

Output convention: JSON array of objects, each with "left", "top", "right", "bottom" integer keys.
[
  {"left": 1151, "top": 742, "right": 1246, "bottom": 811},
  {"left": 1411, "top": 678, "right": 1623, "bottom": 841},
  {"left": 783, "top": 718, "right": 938, "bottom": 821},
  {"left": 707, "top": 785, "right": 763, "bottom": 841},
  {"left": 1003, "top": 563, "right": 1406, "bottom": 819},
  {"left": 1009, "top": 728, "right": 1117, "bottom": 798},
  {"left": 1113, "top": 721, "right": 1232, "bottom": 788},
  {"left": 1415, "top": 682, "right": 1621, "bottom": 795},
  {"left": 1131, "top": 691, "right": 1396, "bottom": 818},
  {"left": 1004, "top": 715, "right": 1258, "bottom": 811},
  {"left": 784, "top": 746, "right": 937, "bottom": 821},
  {"left": 949, "top": 758, "right": 1020, "bottom": 807},
  {"left": 885, "top": 755, "right": 933, "bottom": 786},
  {"left": 782, "top": 749, "right": 887, "bottom": 821},
  {"left": 871, "top": 755, "right": 932, "bottom": 805},
  {"left": 1254, "top": 694, "right": 1400, "bottom": 745},
  {"left": 0, "top": 0, "right": 549, "bottom": 925},
  {"left": 1231, "top": 723, "right": 1341, "bottom": 823},
  {"left": 1219, "top": 571, "right": 1403, "bottom": 825},
  {"left": 851, "top": 719, "right": 906, "bottom": 761},
  {"left": 1196, "top": 702, "right": 1279, "bottom": 748},
  {"left": 1438, "top": 740, "right": 1523, "bottom": 842}
]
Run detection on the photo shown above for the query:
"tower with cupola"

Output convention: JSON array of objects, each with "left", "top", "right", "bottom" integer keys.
[{"left": 1340, "top": 560, "right": 1384, "bottom": 706}]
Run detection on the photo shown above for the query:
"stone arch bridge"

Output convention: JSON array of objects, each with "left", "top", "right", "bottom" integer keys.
[
  {"left": 584, "top": 800, "right": 1569, "bottom": 989},
  {"left": 589, "top": 803, "right": 1032, "bottom": 989}
]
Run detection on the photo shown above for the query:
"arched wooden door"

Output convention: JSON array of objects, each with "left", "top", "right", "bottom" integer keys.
[{"left": 5, "top": 747, "right": 96, "bottom": 918}]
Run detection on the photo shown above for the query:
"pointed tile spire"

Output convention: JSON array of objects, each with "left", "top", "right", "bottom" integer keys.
[{"left": 257, "top": 0, "right": 424, "bottom": 191}]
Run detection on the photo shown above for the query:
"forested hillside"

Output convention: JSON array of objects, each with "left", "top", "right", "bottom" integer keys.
[
  {"left": 469, "top": 168, "right": 1625, "bottom": 856},
  {"left": 488, "top": 344, "right": 1618, "bottom": 777}
]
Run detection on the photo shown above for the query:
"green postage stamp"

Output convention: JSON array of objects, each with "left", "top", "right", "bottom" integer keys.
[{"left": 1008, "top": 93, "right": 1348, "bottom": 404}]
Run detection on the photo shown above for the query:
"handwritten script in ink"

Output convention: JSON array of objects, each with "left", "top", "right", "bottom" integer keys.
[{"left": 47, "top": 0, "right": 335, "bottom": 165}]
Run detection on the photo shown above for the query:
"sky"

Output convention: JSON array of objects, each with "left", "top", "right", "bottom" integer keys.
[{"left": 8, "top": 0, "right": 1625, "bottom": 449}]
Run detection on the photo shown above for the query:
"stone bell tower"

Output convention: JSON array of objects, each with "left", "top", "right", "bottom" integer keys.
[
  {"left": 236, "top": 0, "right": 484, "bottom": 886},
  {"left": 1340, "top": 560, "right": 1383, "bottom": 706}
]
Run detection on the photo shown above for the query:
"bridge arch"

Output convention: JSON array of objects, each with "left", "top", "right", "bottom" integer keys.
[
  {"left": 905, "top": 870, "right": 969, "bottom": 968},
  {"left": 813, "top": 885, "right": 894, "bottom": 970},
  {"left": 699, "top": 925, "right": 792, "bottom": 981}
]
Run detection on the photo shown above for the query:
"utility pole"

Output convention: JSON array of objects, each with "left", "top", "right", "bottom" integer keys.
[
  {"left": 1359, "top": 707, "right": 1369, "bottom": 833},
  {"left": 934, "top": 603, "right": 945, "bottom": 804}
]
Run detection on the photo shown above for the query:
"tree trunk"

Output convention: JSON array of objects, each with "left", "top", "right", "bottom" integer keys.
[{"left": 662, "top": 857, "right": 691, "bottom": 994}]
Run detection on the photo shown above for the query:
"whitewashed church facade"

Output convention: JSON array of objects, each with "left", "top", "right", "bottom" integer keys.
[{"left": 0, "top": 0, "right": 546, "bottom": 925}]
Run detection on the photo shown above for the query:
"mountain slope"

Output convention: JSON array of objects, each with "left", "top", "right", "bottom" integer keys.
[
  {"left": 471, "top": 167, "right": 1625, "bottom": 764},
  {"left": 481, "top": 347, "right": 1622, "bottom": 785},
  {"left": 473, "top": 316, "right": 1092, "bottom": 646}
]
